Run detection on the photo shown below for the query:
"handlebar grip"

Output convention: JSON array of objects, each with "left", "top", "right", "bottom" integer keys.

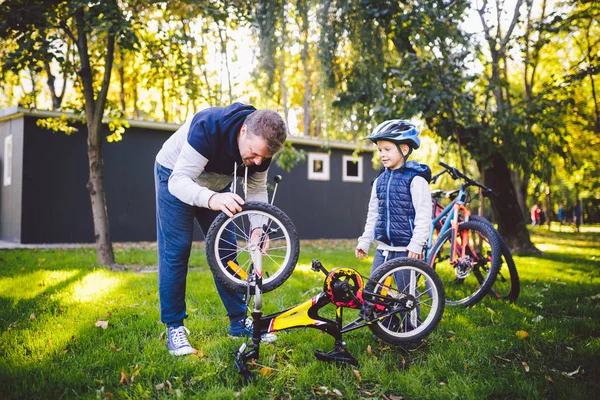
[{"left": 438, "top": 161, "right": 452, "bottom": 170}]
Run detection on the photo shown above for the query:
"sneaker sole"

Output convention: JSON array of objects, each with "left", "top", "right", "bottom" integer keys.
[
  {"left": 228, "top": 334, "right": 277, "bottom": 344},
  {"left": 168, "top": 347, "right": 196, "bottom": 356}
]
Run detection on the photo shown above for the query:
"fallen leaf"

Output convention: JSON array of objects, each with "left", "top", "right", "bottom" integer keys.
[
  {"left": 119, "top": 370, "right": 130, "bottom": 386},
  {"left": 131, "top": 365, "right": 141, "bottom": 382},
  {"left": 515, "top": 330, "right": 529, "bottom": 339},
  {"left": 166, "top": 380, "right": 172, "bottom": 390},
  {"left": 367, "top": 345, "right": 373, "bottom": 356},
  {"left": 95, "top": 320, "right": 109, "bottom": 330},
  {"left": 566, "top": 347, "right": 574, "bottom": 351},
  {"left": 353, "top": 369, "right": 362, "bottom": 382},
  {"left": 389, "top": 396, "right": 405, "bottom": 400},
  {"left": 447, "top": 336, "right": 456, "bottom": 342},
  {"left": 259, "top": 366, "right": 273, "bottom": 377},
  {"left": 493, "top": 355, "right": 511, "bottom": 362},
  {"left": 109, "top": 344, "right": 122, "bottom": 352},
  {"left": 30, "top": 313, "right": 36, "bottom": 321},
  {"left": 440, "top": 381, "right": 447, "bottom": 385},
  {"left": 545, "top": 375, "right": 553, "bottom": 383},
  {"left": 159, "top": 331, "right": 166, "bottom": 341},
  {"left": 522, "top": 361, "right": 530, "bottom": 372},
  {"left": 332, "top": 388, "right": 343, "bottom": 397},
  {"left": 565, "top": 366, "right": 581, "bottom": 377},
  {"left": 156, "top": 383, "right": 165, "bottom": 390},
  {"left": 105, "top": 393, "right": 112, "bottom": 399},
  {"left": 313, "top": 386, "right": 329, "bottom": 395}
]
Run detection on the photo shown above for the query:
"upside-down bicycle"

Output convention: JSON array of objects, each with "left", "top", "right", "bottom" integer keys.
[{"left": 204, "top": 179, "right": 445, "bottom": 382}]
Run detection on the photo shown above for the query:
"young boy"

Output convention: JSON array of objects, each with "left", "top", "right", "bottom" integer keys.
[{"left": 356, "top": 119, "right": 432, "bottom": 333}]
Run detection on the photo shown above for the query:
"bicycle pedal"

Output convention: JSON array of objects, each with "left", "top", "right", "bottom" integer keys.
[{"left": 314, "top": 348, "right": 358, "bottom": 365}]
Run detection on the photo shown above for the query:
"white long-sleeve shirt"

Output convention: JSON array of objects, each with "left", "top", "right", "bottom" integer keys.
[{"left": 357, "top": 175, "right": 432, "bottom": 255}]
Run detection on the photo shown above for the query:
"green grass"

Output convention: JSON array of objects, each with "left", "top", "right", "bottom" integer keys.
[{"left": 0, "top": 229, "right": 598, "bottom": 399}]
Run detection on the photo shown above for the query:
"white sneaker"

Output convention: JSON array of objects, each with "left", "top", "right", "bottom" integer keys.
[
  {"left": 166, "top": 326, "right": 195, "bottom": 356},
  {"left": 228, "top": 319, "right": 277, "bottom": 343}
]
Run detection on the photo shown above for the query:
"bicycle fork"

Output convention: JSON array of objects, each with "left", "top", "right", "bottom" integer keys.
[{"left": 234, "top": 246, "right": 264, "bottom": 382}]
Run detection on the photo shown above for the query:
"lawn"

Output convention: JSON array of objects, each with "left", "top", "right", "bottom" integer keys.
[{"left": 0, "top": 227, "right": 598, "bottom": 399}]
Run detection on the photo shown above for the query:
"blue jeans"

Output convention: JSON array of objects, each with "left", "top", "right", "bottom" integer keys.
[
  {"left": 154, "top": 162, "right": 245, "bottom": 326},
  {"left": 371, "top": 249, "right": 420, "bottom": 329}
]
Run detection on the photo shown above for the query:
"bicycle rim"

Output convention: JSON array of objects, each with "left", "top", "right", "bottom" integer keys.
[
  {"left": 212, "top": 209, "right": 294, "bottom": 289},
  {"left": 429, "top": 221, "right": 500, "bottom": 306},
  {"left": 366, "top": 259, "right": 444, "bottom": 343}
]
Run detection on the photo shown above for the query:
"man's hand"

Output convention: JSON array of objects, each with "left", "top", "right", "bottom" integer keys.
[
  {"left": 251, "top": 228, "right": 270, "bottom": 254},
  {"left": 408, "top": 251, "right": 424, "bottom": 260},
  {"left": 208, "top": 193, "right": 245, "bottom": 217},
  {"left": 355, "top": 248, "right": 368, "bottom": 260}
]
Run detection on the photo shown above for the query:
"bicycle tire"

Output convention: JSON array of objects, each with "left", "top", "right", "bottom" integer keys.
[
  {"left": 365, "top": 258, "right": 445, "bottom": 344},
  {"left": 205, "top": 202, "right": 300, "bottom": 294},
  {"left": 427, "top": 220, "right": 502, "bottom": 307},
  {"left": 469, "top": 215, "right": 520, "bottom": 302}
]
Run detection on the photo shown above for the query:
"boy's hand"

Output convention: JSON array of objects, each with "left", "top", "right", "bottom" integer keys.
[
  {"left": 355, "top": 248, "right": 368, "bottom": 260},
  {"left": 408, "top": 251, "right": 423, "bottom": 260}
]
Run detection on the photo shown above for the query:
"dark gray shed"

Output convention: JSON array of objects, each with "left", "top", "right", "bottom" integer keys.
[{"left": 0, "top": 107, "right": 378, "bottom": 244}]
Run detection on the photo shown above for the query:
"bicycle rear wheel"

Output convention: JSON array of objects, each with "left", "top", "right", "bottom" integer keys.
[
  {"left": 427, "top": 220, "right": 501, "bottom": 307},
  {"left": 364, "top": 258, "right": 444, "bottom": 344},
  {"left": 205, "top": 202, "right": 300, "bottom": 294},
  {"left": 469, "top": 216, "right": 520, "bottom": 302}
]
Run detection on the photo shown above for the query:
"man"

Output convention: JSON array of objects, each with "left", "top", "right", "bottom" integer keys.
[{"left": 154, "top": 103, "right": 287, "bottom": 355}]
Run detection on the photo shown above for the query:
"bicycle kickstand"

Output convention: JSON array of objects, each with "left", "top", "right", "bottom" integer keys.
[{"left": 314, "top": 340, "right": 358, "bottom": 366}]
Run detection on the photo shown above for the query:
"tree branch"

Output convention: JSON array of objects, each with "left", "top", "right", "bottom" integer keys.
[{"left": 500, "top": 0, "right": 524, "bottom": 49}]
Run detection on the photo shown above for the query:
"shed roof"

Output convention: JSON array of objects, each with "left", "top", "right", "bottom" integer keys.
[{"left": 0, "top": 106, "right": 373, "bottom": 152}]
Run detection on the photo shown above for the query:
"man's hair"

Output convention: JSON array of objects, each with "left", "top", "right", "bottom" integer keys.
[{"left": 244, "top": 110, "right": 287, "bottom": 154}]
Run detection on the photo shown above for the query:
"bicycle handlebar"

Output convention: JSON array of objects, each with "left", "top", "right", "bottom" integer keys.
[{"left": 436, "top": 161, "right": 497, "bottom": 198}]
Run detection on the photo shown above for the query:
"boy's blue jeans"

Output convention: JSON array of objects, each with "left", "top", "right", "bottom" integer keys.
[
  {"left": 371, "top": 249, "right": 421, "bottom": 329},
  {"left": 154, "top": 162, "right": 245, "bottom": 326}
]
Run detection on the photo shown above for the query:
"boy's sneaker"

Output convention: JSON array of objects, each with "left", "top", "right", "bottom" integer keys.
[
  {"left": 228, "top": 319, "right": 277, "bottom": 343},
  {"left": 166, "top": 326, "right": 195, "bottom": 356}
]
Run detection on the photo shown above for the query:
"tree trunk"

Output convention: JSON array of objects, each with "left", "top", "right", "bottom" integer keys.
[
  {"left": 74, "top": 6, "right": 116, "bottom": 266},
  {"left": 483, "top": 153, "right": 540, "bottom": 254}
]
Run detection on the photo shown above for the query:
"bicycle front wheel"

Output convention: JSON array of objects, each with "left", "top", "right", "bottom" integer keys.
[
  {"left": 428, "top": 220, "right": 502, "bottom": 307},
  {"left": 365, "top": 258, "right": 445, "bottom": 344},
  {"left": 469, "top": 215, "right": 520, "bottom": 302},
  {"left": 205, "top": 202, "right": 300, "bottom": 294}
]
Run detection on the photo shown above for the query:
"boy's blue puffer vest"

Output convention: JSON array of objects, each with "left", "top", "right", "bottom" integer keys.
[{"left": 375, "top": 161, "right": 431, "bottom": 247}]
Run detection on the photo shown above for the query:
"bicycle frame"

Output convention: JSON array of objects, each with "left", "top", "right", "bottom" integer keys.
[
  {"left": 235, "top": 259, "right": 417, "bottom": 381},
  {"left": 426, "top": 186, "right": 471, "bottom": 263}
]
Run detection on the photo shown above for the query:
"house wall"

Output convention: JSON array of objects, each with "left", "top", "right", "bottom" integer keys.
[
  {"left": 0, "top": 117, "right": 24, "bottom": 242},
  {"left": 8, "top": 113, "right": 378, "bottom": 243}
]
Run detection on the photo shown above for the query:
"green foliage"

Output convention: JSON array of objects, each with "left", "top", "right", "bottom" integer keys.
[
  {"left": 0, "top": 229, "right": 598, "bottom": 398},
  {"left": 36, "top": 114, "right": 79, "bottom": 135},
  {"left": 273, "top": 142, "right": 306, "bottom": 172}
]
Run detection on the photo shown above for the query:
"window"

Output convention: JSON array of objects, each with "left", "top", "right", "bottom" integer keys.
[
  {"left": 342, "top": 155, "right": 363, "bottom": 182},
  {"left": 308, "top": 152, "right": 330, "bottom": 181},
  {"left": 3, "top": 134, "right": 12, "bottom": 187}
]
